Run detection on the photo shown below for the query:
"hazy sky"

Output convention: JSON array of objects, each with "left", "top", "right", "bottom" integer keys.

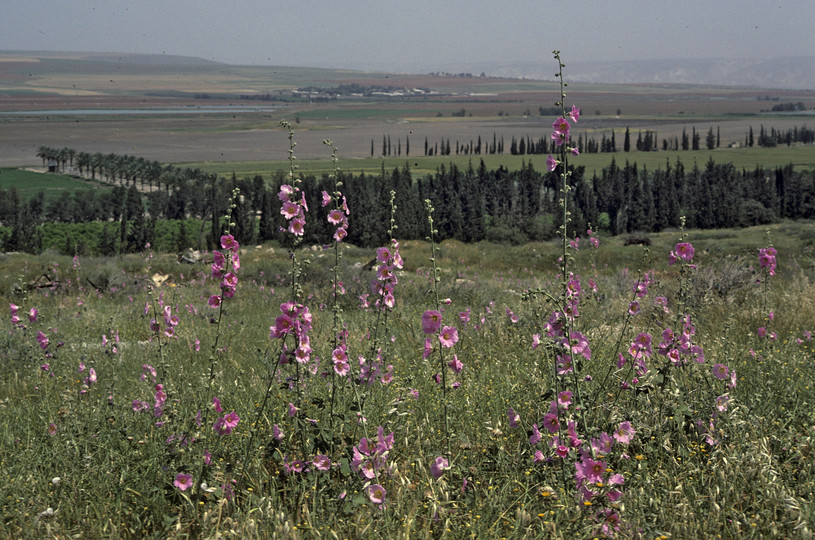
[{"left": 2, "top": 0, "right": 813, "bottom": 71}]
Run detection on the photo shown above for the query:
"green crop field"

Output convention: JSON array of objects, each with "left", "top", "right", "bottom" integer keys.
[{"left": 0, "top": 168, "right": 110, "bottom": 201}]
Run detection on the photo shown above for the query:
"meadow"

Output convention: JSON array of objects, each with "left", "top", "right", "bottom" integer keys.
[{"left": 2, "top": 207, "right": 815, "bottom": 538}]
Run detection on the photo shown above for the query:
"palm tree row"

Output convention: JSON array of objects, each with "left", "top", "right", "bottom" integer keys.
[{"left": 35, "top": 145, "right": 220, "bottom": 194}]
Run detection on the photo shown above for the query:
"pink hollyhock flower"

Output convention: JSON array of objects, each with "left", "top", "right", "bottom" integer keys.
[
  {"left": 712, "top": 363, "right": 729, "bottom": 380},
  {"left": 564, "top": 331, "right": 591, "bottom": 360},
  {"left": 280, "top": 201, "right": 301, "bottom": 220},
  {"left": 546, "top": 155, "right": 558, "bottom": 172},
  {"left": 288, "top": 217, "right": 305, "bottom": 236},
  {"left": 571, "top": 146, "right": 580, "bottom": 156},
  {"left": 568, "top": 105, "right": 580, "bottom": 123},
  {"left": 208, "top": 295, "right": 221, "bottom": 309},
  {"left": 37, "top": 331, "right": 50, "bottom": 350},
  {"left": 448, "top": 355, "right": 463, "bottom": 373},
  {"left": 174, "top": 473, "right": 193, "bottom": 491},
  {"left": 534, "top": 450, "right": 545, "bottom": 462},
  {"left": 423, "top": 337, "right": 433, "bottom": 359},
  {"left": 28, "top": 308, "right": 38, "bottom": 322},
  {"left": 321, "top": 190, "right": 332, "bottom": 207},
  {"left": 557, "top": 390, "right": 573, "bottom": 409},
  {"left": 552, "top": 117, "right": 570, "bottom": 137},
  {"left": 366, "top": 484, "right": 386, "bottom": 505},
  {"left": 273, "top": 424, "right": 284, "bottom": 440},
  {"left": 313, "top": 454, "right": 331, "bottom": 471},
  {"left": 430, "top": 456, "right": 450, "bottom": 479},
  {"left": 220, "top": 234, "right": 238, "bottom": 253},
  {"left": 439, "top": 326, "right": 459, "bottom": 348},
  {"left": 529, "top": 423, "right": 542, "bottom": 445},
  {"left": 507, "top": 407, "right": 520, "bottom": 429},
  {"left": 422, "top": 310, "right": 442, "bottom": 334},
  {"left": 628, "top": 301, "right": 641, "bottom": 315},
  {"left": 613, "top": 421, "right": 635, "bottom": 444},
  {"left": 328, "top": 209, "right": 345, "bottom": 225},
  {"left": 333, "top": 228, "right": 347, "bottom": 242},
  {"left": 532, "top": 334, "right": 542, "bottom": 349},
  {"left": 542, "top": 412, "right": 559, "bottom": 434},
  {"left": 576, "top": 456, "right": 606, "bottom": 484},
  {"left": 674, "top": 242, "right": 695, "bottom": 261}
]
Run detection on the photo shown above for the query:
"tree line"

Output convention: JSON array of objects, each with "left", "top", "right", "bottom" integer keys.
[{"left": 4, "top": 146, "right": 814, "bottom": 254}]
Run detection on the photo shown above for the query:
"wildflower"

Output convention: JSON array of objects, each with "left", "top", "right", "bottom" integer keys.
[
  {"left": 367, "top": 484, "right": 386, "bottom": 505},
  {"left": 546, "top": 155, "right": 558, "bottom": 172},
  {"left": 430, "top": 456, "right": 450, "bottom": 479},
  {"left": 327, "top": 209, "right": 345, "bottom": 225},
  {"left": 557, "top": 390, "right": 573, "bottom": 409},
  {"left": 674, "top": 242, "right": 695, "bottom": 261},
  {"left": 568, "top": 105, "right": 580, "bottom": 123},
  {"left": 576, "top": 456, "right": 606, "bottom": 484},
  {"left": 552, "top": 117, "right": 570, "bottom": 138},
  {"left": 313, "top": 454, "right": 331, "bottom": 471},
  {"left": 280, "top": 201, "right": 301, "bottom": 220},
  {"left": 47, "top": 423, "right": 57, "bottom": 436},
  {"left": 422, "top": 310, "right": 442, "bottom": 334},
  {"left": 542, "top": 412, "right": 559, "bottom": 434},
  {"left": 448, "top": 355, "right": 464, "bottom": 373},
  {"left": 532, "top": 333, "right": 542, "bottom": 350},
  {"left": 439, "top": 326, "right": 459, "bottom": 348},
  {"left": 36, "top": 331, "right": 50, "bottom": 350},
  {"left": 758, "top": 247, "right": 777, "bottom": 276},
  {"left": 28, "top": 308, "right": 38, "bottom": 322},
  {"left": 174, "top": 473, "right": 193, "bottom": 491},
  {"left": 507, "top": 407, "right": 521, "bottom": 429},
  {"left": 273, "top": 424, "right": 284, "bottom": 440},
  {"left": 529, "top": 423, "right": 542, "bottom": 445},
  {"left": 712, "top": 363, "right": 729, "bottom": 380},
  {"left": 321, "top": 190, "right": 332, "bottom": 207},
  {"left": 613, "top": 421, "right": 635, "bottom": 444},
  {"left": 423, "top": 337, "right": 433, "bottom": 359},
  {"left": 288, "top": 217, "right": 305, "bottom": 236},
  {"left": 628, "top": 301, "right": 641, "bottom": 315},
  {"left": 208, "top": 295, "right": 221, "bottom": 309},
  {"left": 564, "top": 331, "right": 591, "bottom": 360}
]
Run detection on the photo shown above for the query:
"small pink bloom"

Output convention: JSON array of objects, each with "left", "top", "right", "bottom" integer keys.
[
  {"left": 366, "top": 484, "right": 386, "bottom": 505},
  {"left": 430, "top": 456, "right": 450, "bottom": 479},
  {"left": 439, "top": 326, "right": 459, "bottom": 348},
  {"left": 174, "top": 473, "right": 193, "bottom": 491}
]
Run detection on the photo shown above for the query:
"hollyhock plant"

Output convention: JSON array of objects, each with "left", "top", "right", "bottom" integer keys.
[
  {"left": 439, "top": 326, "right": 459, "bottom": 348},
  {"left": 367, "top": 484, "right": 386, "bottom": 505},
  {"left": 674, "top": 242, "right": 695, "bottom": 262},
  {"left": 174, "top": 473, "right": 193, "bottom": 492},
  {"left": 422, "top": 310, "right": 442, "bottom": 334},
  {"left": 430, "top": 456, "right": 450, "bottom": 479}
]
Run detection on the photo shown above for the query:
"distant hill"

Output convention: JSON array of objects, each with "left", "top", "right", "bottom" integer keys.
[
  {"left": 431, "top": 57, "right": 815, "bottom": 91},
  {"left": 3, "top": 50, "right": 814, "bottom": 90}
]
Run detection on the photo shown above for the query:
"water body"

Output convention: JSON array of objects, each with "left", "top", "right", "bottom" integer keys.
[{"left": 0, "top": 105, "right": 282, "bottom": 116}]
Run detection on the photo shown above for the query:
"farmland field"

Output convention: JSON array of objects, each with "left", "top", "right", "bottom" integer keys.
[{"left": 2, "top": 52, "right": 815, "bottom": 171}]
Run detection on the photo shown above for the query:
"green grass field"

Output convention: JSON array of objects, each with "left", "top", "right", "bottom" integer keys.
[{"left": 0, "top": 168, "right": 110, "bottom": 201}]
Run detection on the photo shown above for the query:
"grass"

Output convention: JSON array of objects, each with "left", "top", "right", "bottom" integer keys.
[
  {"left": 0, "top": 168, "right": 110, "bottom": 202},
  {"left": 1, "top": 221, "right": 814, "bottom": 538}
]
